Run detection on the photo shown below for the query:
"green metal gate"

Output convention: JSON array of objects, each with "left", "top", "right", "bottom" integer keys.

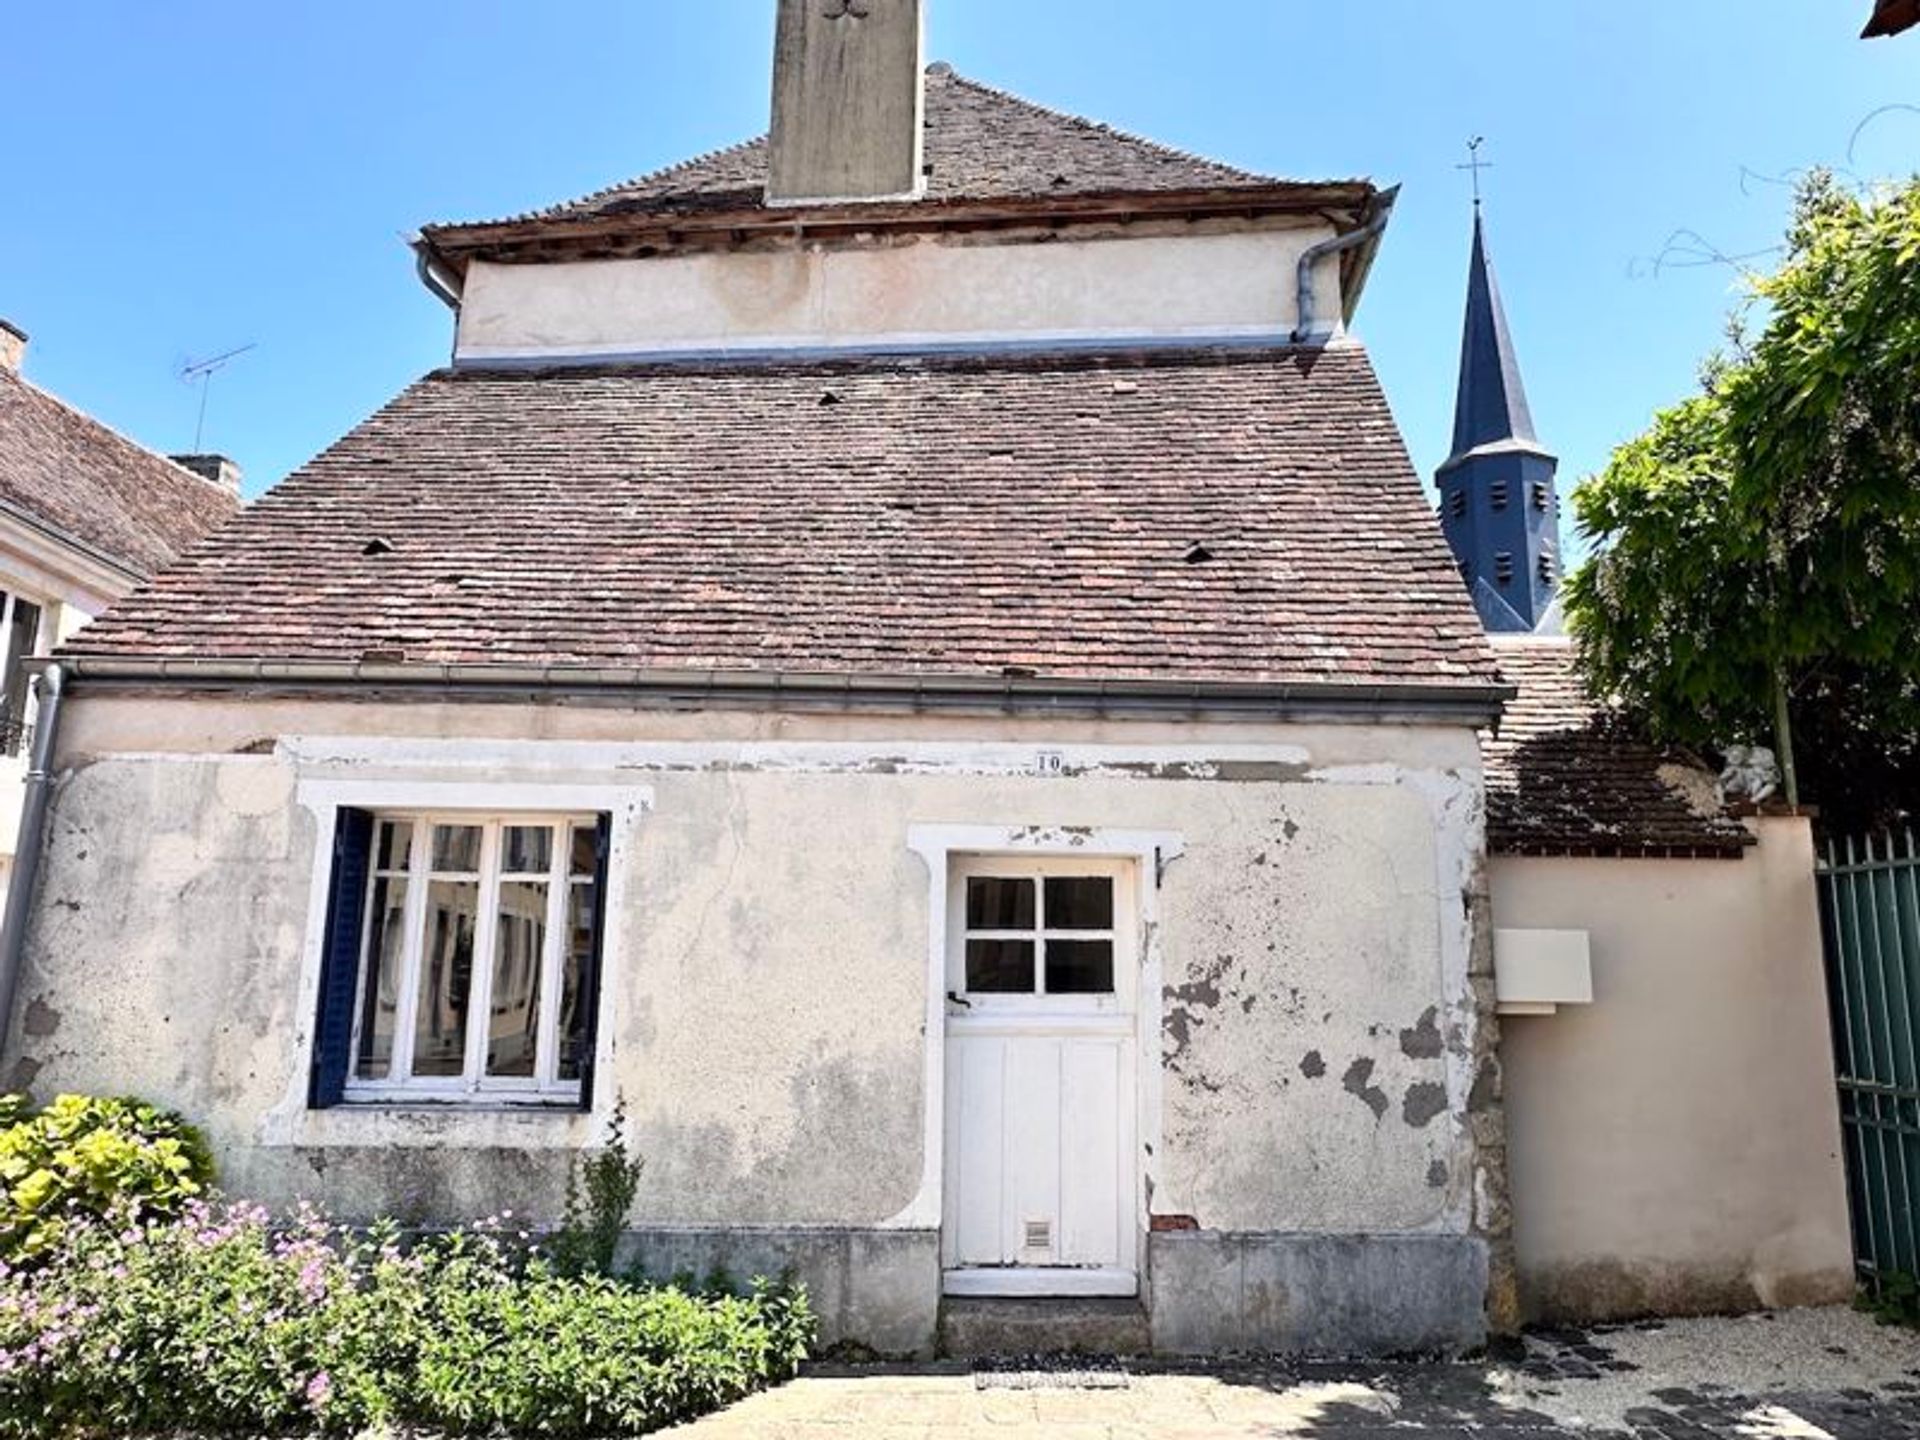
[{"left": 1818, "top": 833, "right": 1920, "bottom": 1289}]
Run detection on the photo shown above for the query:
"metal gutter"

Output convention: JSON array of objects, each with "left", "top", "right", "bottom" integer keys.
[
  {"left": 0, "top": 663, "right": 64, "bottom": 1049},
  {"left": 53, "top": 656, "right": 1512, "bottom": 726},
  {"left": 1292, "top": 185, "right": 1400, "bottom": 344}
]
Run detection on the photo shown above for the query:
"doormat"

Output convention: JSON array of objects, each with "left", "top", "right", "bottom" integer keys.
[{"left": 974, "top": 1355, "right": 1131, "bottom": 1390}]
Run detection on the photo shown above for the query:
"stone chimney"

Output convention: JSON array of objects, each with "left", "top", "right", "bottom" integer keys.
[
  {"left": 0, "top": 320, "right": 26, "bottom": 374},
  {"left": 169, "top": 453, "right": 243, "bottom": 494},
  {"left": 766, "top": 0, "right": 924, "bottom": 204}
]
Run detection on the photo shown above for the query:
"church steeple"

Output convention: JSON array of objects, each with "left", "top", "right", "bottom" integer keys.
[{"left": 1436, "top": 202, "right": 1561, "bottom": 633}]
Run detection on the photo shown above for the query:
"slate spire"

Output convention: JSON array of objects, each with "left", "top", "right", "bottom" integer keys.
[
  {"left": 1449, "top": 213, "right": 1538, "bottom": 458},
  {"left": 1436, "top": 205, "right": 1561, "bottom": 634}
]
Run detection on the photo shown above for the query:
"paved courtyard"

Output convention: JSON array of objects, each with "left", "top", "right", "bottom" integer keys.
[{"left": 667, "top": 1307, "right": 1920, "bottom": 1438}]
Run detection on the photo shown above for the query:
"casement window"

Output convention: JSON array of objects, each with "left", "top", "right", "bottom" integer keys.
[
  {"left": 955, "top": 862, "right": 1123, "bottom": 1000},
  {"left": 309, "top": 811, "right": 610, "bottom": 1109},
  {"left": 0, "top": 590, "right": 44, "bottom": 758}
]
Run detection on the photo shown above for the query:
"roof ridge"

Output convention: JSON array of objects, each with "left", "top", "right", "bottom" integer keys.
[
  {"left": 0, "top": 366, "right": 235, "bottom": 499},
  {"left": 935, "top": 67, "right": 1275, "bottom": 185}
]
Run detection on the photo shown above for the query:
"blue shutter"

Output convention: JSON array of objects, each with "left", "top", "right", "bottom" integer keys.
[
  {"left": 309, "top": 807, "right": 375, "bottom": 1109},
  {"left": 575, "top": 812, "right": 613, "bottom": 1112}
]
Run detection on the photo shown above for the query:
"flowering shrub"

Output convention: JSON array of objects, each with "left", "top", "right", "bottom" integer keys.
[
  {"left": 0, "top": 1094, "right": 212, "bottom": 1263},
  {"left": 0, "top": 1200, "right": 813, "bottom": 1437}
]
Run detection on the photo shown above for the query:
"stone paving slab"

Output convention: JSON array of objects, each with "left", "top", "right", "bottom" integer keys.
[{"left": 662, "top": 1307, "right": 1920, "bottom": 1438}]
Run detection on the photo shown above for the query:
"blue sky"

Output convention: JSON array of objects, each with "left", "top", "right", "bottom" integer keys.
[{"left": 7, "top": 3, "right": 1915, "bottom": 522}]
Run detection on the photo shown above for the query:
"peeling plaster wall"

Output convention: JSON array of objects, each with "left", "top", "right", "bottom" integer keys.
[
  {"left": 5, "top": 696, "right": 1491, "bottom": 1292},
  {"left": 454, "top": 221, "right": 1341, "bottom": 363},
  {"left": 1494, "top": 817, "right": 1854, "bottom": 1323}
]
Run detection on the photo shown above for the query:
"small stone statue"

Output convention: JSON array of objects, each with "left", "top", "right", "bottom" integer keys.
[{"left": 1718, "top": 744, "right": 1780, "bottom": 805}]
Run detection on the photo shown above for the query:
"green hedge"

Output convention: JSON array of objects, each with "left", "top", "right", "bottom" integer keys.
[{"left": 0, "top": 1201, "right": 813, "bottom": 1436}]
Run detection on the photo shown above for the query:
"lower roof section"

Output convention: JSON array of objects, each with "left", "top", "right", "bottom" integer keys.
[
  {"left": 1483, "top": 637, "right": 1753, "bottom": 858},
  {"left": 66, "top": 344, "right": 1498, "bottom": 696}
]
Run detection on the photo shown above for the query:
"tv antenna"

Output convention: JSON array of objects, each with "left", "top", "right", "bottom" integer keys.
[{"left": 178, "top": 342, "right": 256, "bottom": 452}]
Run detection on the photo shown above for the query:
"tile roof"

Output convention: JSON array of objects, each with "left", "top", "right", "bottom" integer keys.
[
  {"left": 1483, "top": 637, "right": 1752, "bottom": 857},
  {"left": 439, "top": 67, "right": 1317, "bottom": 231},
  {"left": 67, "top": 345, "right": 1499, "bottom": 694},
  {"left": 0, "top": 366, "right": 239, "bottom": 578}
]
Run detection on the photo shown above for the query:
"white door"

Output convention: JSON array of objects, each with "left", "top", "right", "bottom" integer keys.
[{"left": 941, "top": 855, "right": 1138, "bottom": 1298}]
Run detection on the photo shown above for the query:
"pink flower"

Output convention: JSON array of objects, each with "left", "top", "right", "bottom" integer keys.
[{"left": 305, "top": 1370, "right": 333, "bottom": 1410}]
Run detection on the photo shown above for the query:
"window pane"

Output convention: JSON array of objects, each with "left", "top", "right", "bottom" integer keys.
[
  {"left": 965, "top": 938, "right": 1035, "bottom": 992},
  {"left": 500, "top": 825, "right": 551, "bottom": 875},
  {"left": 558, "top": 878, "right": 597, "bottom": 1081},
  {"left": 486, "top": 880, "right": 547, "bottom": 1078},
  {"left": 1044, "top": 876, "right": 1113, "bottom": 930},
  {"left": 1045, "top": 939, "right": 1114, "bottom": 994},
  {"left": 431, "top": 824, "right": 482, "bottom": 873},
  {"left": 354, "top": 876, "right": 408, "bottom": 1079},
  {"left": 412, "top": 879, "right": 478, "bottom": 1077},
  {"left": 375, "top": 820, "right": 414, "bottom": 872},
  {"left": 966, "top": 876, "right": 1034, "bottom": 930},
  {"left": 0, "top": 599, "right": 38, "bottom": 757},
  {"left": 570, "top": 825, "right": 597, "bottom": 879}
]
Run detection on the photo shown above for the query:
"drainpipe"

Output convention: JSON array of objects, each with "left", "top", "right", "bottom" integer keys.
[
  {"left": 0, "top": 663, "right": 64, "bottom": 1053},
  {"left": 413, "top": 241, "right": 463, "bottom": 312},
  {"left": 1291, "top": 184, "right": 1400, "bottom": 344}
]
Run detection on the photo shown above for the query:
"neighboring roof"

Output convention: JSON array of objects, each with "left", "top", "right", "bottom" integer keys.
[
  {"left": 67, "top": 345, "right": 1500, "bottom": 698},
  {"left": 423, "top": 66, "right": 1367, "bottom": 243},
  {"left": 1441, "top": 211, "right": 1546, "bottom": 469},
  {"left": 1483, "top": 638, "right": 1752, "bottom": 857},
  {"left": 0, "top": 365, "right": 239, "bottom": 578}
]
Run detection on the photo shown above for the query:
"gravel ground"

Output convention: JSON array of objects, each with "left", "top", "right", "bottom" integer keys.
[{"left": 1495, "top": 1306, "right": 1920, "bottom": 1432}]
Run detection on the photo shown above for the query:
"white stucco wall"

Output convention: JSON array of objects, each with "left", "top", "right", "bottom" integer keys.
[
  {"left": 6, "top": 695, "right": 1488, "bottom": 1247},
  {"left": 1495, "top": 816, "right": 1855, "bottom": 1321},
  {"left": 454, "top": 222, "right": 1343, "bottom": 362}
]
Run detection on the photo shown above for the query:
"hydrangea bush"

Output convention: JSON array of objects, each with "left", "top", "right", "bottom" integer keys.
[{"left": 0, "top": 1198, "right": 813, "bottom": 1437}]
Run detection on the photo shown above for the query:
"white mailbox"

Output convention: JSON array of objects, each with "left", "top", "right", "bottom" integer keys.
[{"left": 1494, "top": 928, "right": 1593, "bottom": 1016}]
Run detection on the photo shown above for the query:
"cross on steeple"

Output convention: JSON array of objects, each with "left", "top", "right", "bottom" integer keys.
[{"left": 1456, "top": 136, "right": 1493, "bottom": 210}]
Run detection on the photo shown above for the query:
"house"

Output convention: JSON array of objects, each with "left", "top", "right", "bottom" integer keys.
[
  {"left": 1435, "top": 211, "right": 1853, "bottom": 1322},
  {"left": 0, "top": 321, "right": 239, "bottom": 911},
  {"left": 0, "top": 0, "right": 1853, "bottom": 1355}
]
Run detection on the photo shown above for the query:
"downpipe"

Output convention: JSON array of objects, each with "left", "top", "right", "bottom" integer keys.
[
  {"left": 0, "top": 663, "right": 64, "bottom": 1053},
  {"left": 1291, "top": 184, "right": 1400, "bottom": 344}
]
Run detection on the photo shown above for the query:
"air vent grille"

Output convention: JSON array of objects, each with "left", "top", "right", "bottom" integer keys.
[{"left": 1023, "top": 1219, "right": 1053, "bottom": 1251}]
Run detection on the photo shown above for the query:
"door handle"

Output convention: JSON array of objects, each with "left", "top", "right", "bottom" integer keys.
[{"left": 946, "top": 990, "right": 972, "bottom": 1009}]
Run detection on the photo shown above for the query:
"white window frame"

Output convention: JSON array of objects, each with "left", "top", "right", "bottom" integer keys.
[
  {"left": 344, "top": 810, "right": 596, "bottom": 1106},
  {"left": 0, "top": 586, "right": 46, "bottom": 753},
  {"left": 947, "top": 854, "right": 1133, "bottom": 1017}
]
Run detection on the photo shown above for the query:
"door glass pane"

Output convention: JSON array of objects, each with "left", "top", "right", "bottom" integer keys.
[
  {"left": 375, "top": 819, "right": 414, "bottom": 872},
  {"left": 431, "top": 824, "right": 482, "bottom": 873},
  {"left": 486, "top": 880, "right": 546, "bottom": 1078},
  {"left": 966, "top": 876, "right": 1034, "bottom": 930},
  {"left": 1044, "top": 876, "right": 1113, "bottom": 930},
  {"left": 500, "top": 825, "right": 551, "bottom": 875},
  {"left": 558, "top": 877, "right": 596, "bottom": 1081},
  {"left": 354, "top": 875, "right": 408, "bottom": 1079},
  {"left": 412, "top": 879, "right": 478, "bottom": 1076},
  {"left": 1045, "top": 939, "right": 1114, "bottom": 994},
  {"left": 965, "top": 938, "right": 1035, "bottom": 992}
]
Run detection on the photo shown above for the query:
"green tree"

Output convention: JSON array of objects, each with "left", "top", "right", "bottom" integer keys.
[{"left": 1566, "top": 173, "right": 1920, "bottom": 825}]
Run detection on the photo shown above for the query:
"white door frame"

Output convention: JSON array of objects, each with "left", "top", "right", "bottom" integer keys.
[{"left": 897, "top": 825, "right": 1185, "bottom": 1296}]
